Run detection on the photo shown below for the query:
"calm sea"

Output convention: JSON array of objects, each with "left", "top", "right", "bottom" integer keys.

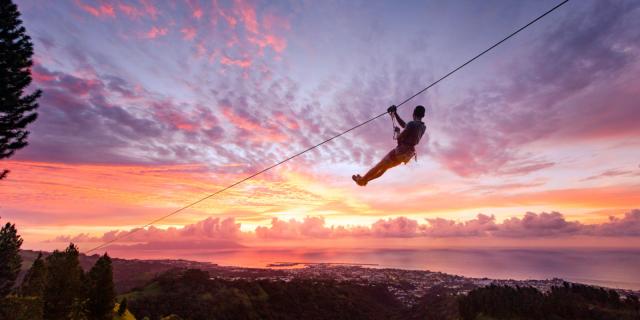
[{"left": 109, "top": 247, "right": 640, "bottom": 290}]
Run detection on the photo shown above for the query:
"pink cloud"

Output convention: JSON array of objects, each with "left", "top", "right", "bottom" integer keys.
[
  {"left": 494, "top": 212, "right": 584, "bottom": 237},
  {"left": 32, "top": 65, "right": 57, "bottom": 83},
  {"left": 151, "top": 100, "right": 221, "bottom": 135},
  {"left": 220, "top": 105, "right": 287, "bottom": 142},
  {"left": 371, "top": 217, "right": 419, "bottom": 237},
  {"left": 179, "top": 216, "right": 242, "bottom": 239},
  {"left": 181, "top": 27, "right": 197, "bottom": 41},
  {"left": 117, "top": 2, "right": 144, "bottom": 19},
  {"left": 582, "top": 168, "right": 640, "bottom": 181},
  {"left": 51, "top": 210, "right": 640, "bottom": 249},
  {"left": 139, "top": 0, "right": 159, "bottom": 19},
  {"left": 249, "top": 34, "right": 287, "bottom": 53},
  {"left": 17, "top": 64, "right": 228, "bottom": 165},
  {"left": 145, "top": 26, "right": 169, "bottom": 39},
  {"left": 273, "top": 112, "right": 300, "bottom": 130},
  {"left": 262, "top": 12, "right": 290, "bottom": 31},
  {"left": 220, "top": 55, "right": 252, "bottom": 68},
  {"left": 57, "top": 74, "right": 102, "bottom": 96},
  {"left": 185, "top": 0, "right": 203, "bottom": 19},
  {"left": 75, "top": 0, "right": 116, "bottom": 18},
  {"left": 423, "top": 214, "right": 498, "bottom": 237},
  {"left": 107, "top": 239, "right": 243, "bottom": 250},
  {"left": 256, "top": 216, "right": 333, "bottom": 239},
  {"left": 213, "top": 0, "right": 238, "bottom": 27},
  {"left": 209, "top": 0, "right": 289, "bottom": 54},
  {"left": 193, "top": 8, "right": 203, "bottom": 19},
  {"left": 590, "top": 209, "right": 640, "bottom": 236},
  {"left": 54, "top": 217, "right": 241, "bottom": 243},
  {"left": 235, "top": 0, "right": 258, "bottom": 33}
]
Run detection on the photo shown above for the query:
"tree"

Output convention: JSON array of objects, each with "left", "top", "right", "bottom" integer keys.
[
  {"left": 67, "top": 297, "right": 88, "bottom": 320},
  {"left": 0, "top": 0, "right": 41, "bottom": 180},
  {"left": 43, "top": 243, "right": 84, "bottom": 320},
  {"left": 20, "top": 252, "right": 46, "bottom": 297},
  {"left": 0, "top": 221, "right": 23, "bottom": 297},
  {"left": 117, "top": 298, "right": 127, "bottom": 316},
  {"left": 87, "top": 253, "right": 115, "bottom": 320}
]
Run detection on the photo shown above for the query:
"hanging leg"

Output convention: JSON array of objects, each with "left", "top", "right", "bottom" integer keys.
[
  {"left": 361, "top": 164, "right": 387, "bottom": 184},
  {"left": 353, "top": 149, "right": 402, "bottom": 186}
]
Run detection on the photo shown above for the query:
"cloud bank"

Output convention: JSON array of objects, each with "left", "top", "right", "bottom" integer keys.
[{"left": 52, "top": 210, "right": 640, "bottom": 247}]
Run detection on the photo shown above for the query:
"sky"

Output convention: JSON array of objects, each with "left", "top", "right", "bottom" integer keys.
[{"left": 1, "top": 0, "right": 640, "bottom": 257}]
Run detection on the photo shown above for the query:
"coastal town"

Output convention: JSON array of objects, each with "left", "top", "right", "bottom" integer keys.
[{"left": 203, "top": 262, "right": 639, "bottom": 307}]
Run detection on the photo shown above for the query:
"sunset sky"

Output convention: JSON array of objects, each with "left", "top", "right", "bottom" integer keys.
[{"left": 1, "top": 0, "right": 639, "bottom": 256}]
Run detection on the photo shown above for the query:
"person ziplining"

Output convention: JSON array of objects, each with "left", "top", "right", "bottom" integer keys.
[{"left": 352, "top": 105, "right": 426, "bottom": 186}]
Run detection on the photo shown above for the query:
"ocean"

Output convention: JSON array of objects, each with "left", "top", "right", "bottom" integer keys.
[{"left": 108, "top": 247, "right": 640, "bottom": 290}]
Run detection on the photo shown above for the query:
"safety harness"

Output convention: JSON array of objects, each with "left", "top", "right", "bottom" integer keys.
[{"left": 388, "top": 111, "right": 419, "bottom": 163}]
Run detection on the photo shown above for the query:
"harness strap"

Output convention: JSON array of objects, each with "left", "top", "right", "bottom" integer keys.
[{"left": 389, "top": 113, "right": 399, "bottom": 140}]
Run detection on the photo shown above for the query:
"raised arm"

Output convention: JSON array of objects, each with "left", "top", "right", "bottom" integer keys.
[{"left": 387, "top": 105, "right": 406, "bottom": 128}]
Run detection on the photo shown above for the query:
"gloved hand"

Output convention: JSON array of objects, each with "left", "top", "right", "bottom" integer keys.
[
  {"left": 387, "top": 105, "right": 397, "bottom": 114},
  {"left": 394, "top": 127, "right": 401, "bottom": 133}
]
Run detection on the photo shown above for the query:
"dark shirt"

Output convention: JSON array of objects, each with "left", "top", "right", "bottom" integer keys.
[{"left": 397, "top": 120, "right": 426, "bottom": 149}]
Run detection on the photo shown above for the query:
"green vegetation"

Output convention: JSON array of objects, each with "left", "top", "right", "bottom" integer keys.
[
  {"left": 43, "top": 244, "right": 85, "bottom": 319},
  {"left": 126, "top": 268, "right": 405, "bottom": 320},
  {"left": 459, "top": 283, "right": 640, "bottom": 320},
  {"left": 0, "top": 296, "right": 44, "bottom": 320},
  {"left": 88, "top": 254, "right": 117, "bottom": 319},
  {"left": 0, "top": 222, "right": 23, "bottom": 296},
  {"left": 20, "top": 252, "right": 46, "bottom": 296}
]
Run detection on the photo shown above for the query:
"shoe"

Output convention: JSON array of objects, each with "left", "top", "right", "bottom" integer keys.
[{"left": 352, "top": 174, "right": 366, "bottom": 187}]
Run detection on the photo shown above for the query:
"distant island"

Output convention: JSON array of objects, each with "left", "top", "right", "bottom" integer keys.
[{"left": 266, "top": 261, "right": 379, "bottom": 267}]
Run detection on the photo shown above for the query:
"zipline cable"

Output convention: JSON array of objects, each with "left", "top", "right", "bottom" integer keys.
[{"left": 85, "top": 0, "right": 569, "bottom": 253}]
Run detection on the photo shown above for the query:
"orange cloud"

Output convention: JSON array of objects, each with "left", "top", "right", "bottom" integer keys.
[
  {"left": 364, "top": 184, "right": 640, "bottom": 217},
  {"left": 0, "top": 160, "right": 342, "bottom": 230},
  {"left": 0, "top": 161, "right": 224, "bottom": 225}
]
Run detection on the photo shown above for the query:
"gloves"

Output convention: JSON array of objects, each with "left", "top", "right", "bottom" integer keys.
[
  {"left": 387, "top": 105, "right": 397, "bottom": 113},
  {"left": 394, "top": 127, "right": 401, "bottom": 133}
]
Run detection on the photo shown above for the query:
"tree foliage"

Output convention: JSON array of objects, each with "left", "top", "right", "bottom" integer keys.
[
  {"left": 20, "top": 252, "right": 47, "bottom": 297},
  {"left": 43, "top": 244, "right": 85, "bottom": 320},
  {"left": 0, "top": 0, "right": 41, "bottom": 180},
  {"left": 1, "top": 220, "right": 118, "bottom": 320},
  {"left": 459, "top": 283, "right": 640, "bottom": 320},
  {"left": 87, "top": 253, "right": 116, "bottom": 320},
  {"left": 0, "top": 296, "right": 44, "bottom": 320},
  {"left": 128, "top": 268, "right": 405, "bottom": 320},
  {"left": 0, "top": 221, "right": 23, "bottom": 296}
]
